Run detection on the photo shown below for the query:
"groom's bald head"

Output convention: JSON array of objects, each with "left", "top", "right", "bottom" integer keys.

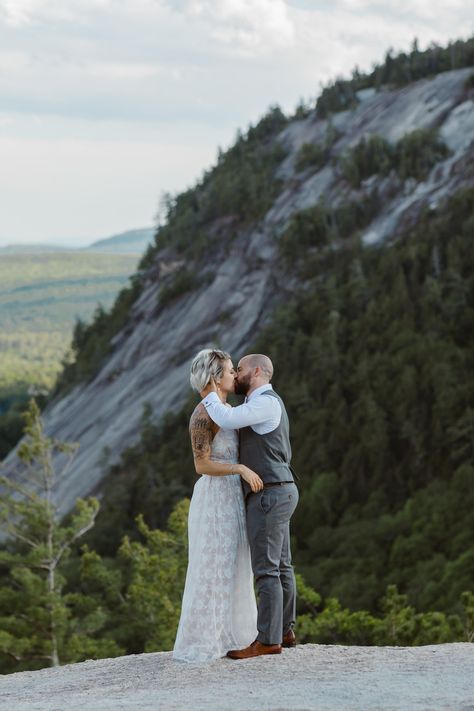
[
  {"left": 234, "top": 353, "right": 274, "bottom": 396},
  {"left": 240, "top": 354, "right": 274, "bottom": 382}
]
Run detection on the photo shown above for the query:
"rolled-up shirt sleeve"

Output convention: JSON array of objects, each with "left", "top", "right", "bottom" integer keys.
[{"left": 202, "top": 391, "right": 281, "bottom": 431}]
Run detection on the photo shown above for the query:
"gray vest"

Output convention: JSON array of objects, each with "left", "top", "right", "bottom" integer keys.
[{"left": 239, "top": 389, "right": 294, "bottom": 496}]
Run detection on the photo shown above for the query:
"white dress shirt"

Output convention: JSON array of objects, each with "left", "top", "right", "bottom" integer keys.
[{"left": 202, "top": 384, "right": 282, "bottom": 434}]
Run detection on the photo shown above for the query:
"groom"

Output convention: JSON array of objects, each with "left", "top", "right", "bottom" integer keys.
[{"left": 200, "top": 353, "right": 299, "bottom": 659}]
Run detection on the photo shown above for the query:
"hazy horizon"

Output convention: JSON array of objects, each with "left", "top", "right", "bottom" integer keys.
[
  {"left": 1, "top": 0, "right": 473, "bottom": 246},
  {"left": 0, "top": 227, "right": 154, "bottom": 249}
]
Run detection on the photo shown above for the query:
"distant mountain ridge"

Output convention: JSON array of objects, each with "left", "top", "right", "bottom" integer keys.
[
  {"left": 85, "top": 227, "right": 155, "bottom": 253},
  {"left": 0, "top": 243, "right": 73, "bottom": 253},
  {"left": 0, "top": 227, "right": 155, "bottom": 255}
]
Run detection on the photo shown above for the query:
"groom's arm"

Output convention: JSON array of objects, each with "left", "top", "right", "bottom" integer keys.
[{"left": 201, "top": 391, "right": 281, "bottom": 430}]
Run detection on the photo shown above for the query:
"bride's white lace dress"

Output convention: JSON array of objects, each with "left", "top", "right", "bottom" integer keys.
[{"left": 173, "top": 426, "right": 257, "bottom": 662}]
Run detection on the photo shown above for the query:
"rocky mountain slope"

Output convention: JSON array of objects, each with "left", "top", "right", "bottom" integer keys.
[
  {"left": 0, "top": 643, "right": 472, "bottom": 711},
  {"left": 3, "top": 66, "right": 474, "bottom": 516}
]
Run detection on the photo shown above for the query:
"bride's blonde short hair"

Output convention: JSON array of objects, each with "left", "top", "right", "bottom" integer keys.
[{"left": 190, "top": 348, "right": 231, "bottom": 392}]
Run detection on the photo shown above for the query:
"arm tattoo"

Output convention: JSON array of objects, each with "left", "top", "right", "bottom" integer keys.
[{"left": 189, "top": 407, "right": 214, "bottom": 461}]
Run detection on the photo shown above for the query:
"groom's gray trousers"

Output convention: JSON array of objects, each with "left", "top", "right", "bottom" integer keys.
[
  {"left": 246, "top": 482, "right": 299, "bottom": 645},
  {"left": 239, "top": 389, "right": 299, "bottom": 646}
]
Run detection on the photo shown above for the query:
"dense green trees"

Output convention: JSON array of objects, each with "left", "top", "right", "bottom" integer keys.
[
  {"left": 150, "top": 106, "right": 287, "bottom": 258},
  {"left": 0, "top": 402, "right": 189, "bottom": 672},
  {"left": 279, "top": 192, "right": 380, "bottom": 261},
  {"left": 84, "top": 403, "right": 195, "bottom": 556},
  {"left": 0, "top": 385, "right": 33, "bottom": 460},
  {"left": 296, "top": 580, "right": 474, "bottom": 646},
  {"left": 0, "top": 400, "right": 112, "bottom": 670},
  {"left": 259, "top": 187, "right": 474, "bottom": 612},
  {"left": 68, "top": 501, "right": 190, "bottom": 657},
  {"left": 1, "top": 382, "right": 473, "bottom": 674},
  {"left": 340, "top": 130, "right": 450, "bottom": 187},
  {"left": 78, "top": 186, "right": 474, "bottom": 619}
]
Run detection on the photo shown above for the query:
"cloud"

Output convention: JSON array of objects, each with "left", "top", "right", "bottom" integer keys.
[
  {"left": 0, "top": 49, "right": 30, "bottom": 71},
  {"left": 179, "top": 0, "right": 295, "bottom": 54},
  {"left": 0, "top": 0, "right": 38, "bottom": 26},
  {"left": 0, "top": 0, "right": 115, "bottom": 26},
  {"left": 80, "top": 61, "right": 165, "bottom": 81}
]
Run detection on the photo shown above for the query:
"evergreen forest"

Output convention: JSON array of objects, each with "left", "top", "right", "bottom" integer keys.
[{"left": 84, "top": 186, "right": 474, "bottom": 616}]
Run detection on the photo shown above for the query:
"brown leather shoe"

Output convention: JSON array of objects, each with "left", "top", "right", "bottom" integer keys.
[
  {"left": 227, "top": 640, "right": 282, "bottom": 659},
  {"left": 282, "top": 629, "right": 296, "bottom": 648}
]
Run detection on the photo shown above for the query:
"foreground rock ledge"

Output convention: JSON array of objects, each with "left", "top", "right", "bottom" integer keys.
[{"left": 0, "top": 643, "right": 473, "bottom": 711}]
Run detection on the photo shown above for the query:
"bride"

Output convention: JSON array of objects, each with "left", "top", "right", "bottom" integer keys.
[{"left": 173, "top": 348, "right": 262, "bottom": 663}]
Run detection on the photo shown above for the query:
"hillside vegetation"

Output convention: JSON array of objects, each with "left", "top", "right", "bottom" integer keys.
[
  {"left": 0, "top": 402, "right": 472, "bottom": 674},
  {"left": 315, "top": 36, "right": 474, "bottom": 116},
  {"left": 51, "top": 38, "right": 474, "bottom": 614},
  {"left": 84, "top": 187, "right": 474, "bottom": 615}
]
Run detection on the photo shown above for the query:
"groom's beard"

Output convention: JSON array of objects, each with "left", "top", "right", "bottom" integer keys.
[{"left": 234, "top": 375, "right": 250, "bottom": 396}]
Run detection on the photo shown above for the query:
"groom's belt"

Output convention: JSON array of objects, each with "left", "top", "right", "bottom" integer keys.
[{"left": 262, "top": 481, "right": 295, "bottom": 488}]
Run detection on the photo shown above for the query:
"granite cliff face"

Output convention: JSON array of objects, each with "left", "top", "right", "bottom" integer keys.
[{"left": 3, "top": 67, "right": 474, "bottom": 515}]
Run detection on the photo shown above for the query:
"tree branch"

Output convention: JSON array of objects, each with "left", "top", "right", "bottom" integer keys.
[
  {"left": 52, "top": 511, "right": 99, "bottom": 567},
  {"left": 0, "top": 476, "right": 43, "bottom": 504},
  {"left": 2, "top": 525, "right": 40, "bottom": 550},
  {"left": 4, "top": 650, "right": 23, "bottom": 662}
]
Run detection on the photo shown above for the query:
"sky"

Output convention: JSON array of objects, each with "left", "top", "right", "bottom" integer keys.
[{"left": 0, "top": 0, "right": 472, "bottom": 247}]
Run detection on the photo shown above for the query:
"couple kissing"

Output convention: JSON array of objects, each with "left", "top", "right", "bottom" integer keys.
[{"left": 173, "top": 349, "right": 299, "bottom": 663}]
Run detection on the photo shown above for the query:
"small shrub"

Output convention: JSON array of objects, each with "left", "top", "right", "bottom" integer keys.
[
  {"left": 317, "top": 78, "right": 359, "bottom": 117},
  {"left": 464, "top": 73, "right": 474, "bottom": 91},
  {"left": 295, "top": 122, "right": 341, "bottom": 174},
  {"left": 340, "top": 135, "right": 394, "bottom": 187},
  {"left": 340, "top": 129, "right": 451, "bottom": 188},
  {"left": 295, "top": 142, "right": 326, "bottom": 172},
  {"left": 279, "top": 192, "right": 380, "bottom": 263},
  {"left": 394, "top": 128, "right": 451, "bottom": 181}
]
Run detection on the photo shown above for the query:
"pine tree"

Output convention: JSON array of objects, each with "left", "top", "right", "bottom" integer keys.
[
  {"left": 0, "top": 399, "right": 101, "bottom": 668},
  {"left": 117, "top": 501, "right": 189, "bottom": 653}
]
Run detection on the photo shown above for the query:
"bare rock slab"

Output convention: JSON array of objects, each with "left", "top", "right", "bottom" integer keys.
[{"left": 0, "top": 643, "right": 473, "bottom": 710}]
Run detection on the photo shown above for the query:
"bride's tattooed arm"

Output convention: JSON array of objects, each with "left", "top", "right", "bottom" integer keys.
[
  {"left": 190, "top": 405, "right": 215, "bottom": 462},
  {"left": 189, "top": 404, "right": 230, "bottom": 477},
  {"left": 189, "top": 404, "right": 264, "bottom": 491}
]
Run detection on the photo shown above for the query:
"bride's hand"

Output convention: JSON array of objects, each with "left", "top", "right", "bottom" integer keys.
[{"left": 238, "top": 465, "right": 264, "bottom": 493}]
